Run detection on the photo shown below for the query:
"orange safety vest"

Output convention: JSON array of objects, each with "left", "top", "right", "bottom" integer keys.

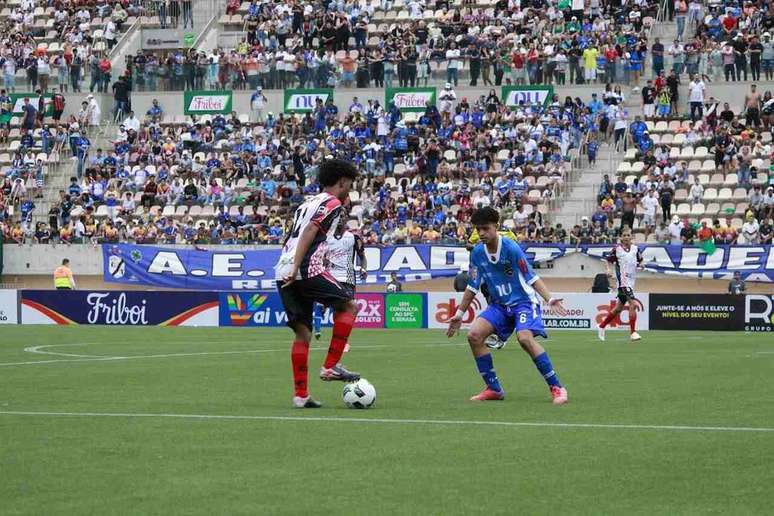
[{"left": 53, "top": 265, "right": 72, "bottom": 289}]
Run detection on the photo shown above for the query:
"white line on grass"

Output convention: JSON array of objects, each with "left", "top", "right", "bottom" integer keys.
[
  {"left": 0, "top": 342, "right": 467, "bottom": 367},
  {"left": 0, "top": 410, "right": 772, "bottom": 434},
  {"left": 24, "top": 344, "right": 105, "bottom": 359}
]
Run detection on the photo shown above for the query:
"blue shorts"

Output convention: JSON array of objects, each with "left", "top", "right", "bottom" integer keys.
[{"left": 480, "top": 302, "right": 547, "bottom": 342}]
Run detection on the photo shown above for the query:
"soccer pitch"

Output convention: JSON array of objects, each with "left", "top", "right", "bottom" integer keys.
[{"left": 1, "top": 327, "right": 772, "bottom": 515}]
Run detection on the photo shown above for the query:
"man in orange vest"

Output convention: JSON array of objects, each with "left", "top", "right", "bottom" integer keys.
[{"left": 53, "top": 258, "right": 76, "bottom": 290}]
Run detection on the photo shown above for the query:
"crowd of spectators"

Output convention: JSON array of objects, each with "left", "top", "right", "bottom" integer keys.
[
  {"left": 653, "top": 0, "right": 774, "bottom": 85},
  {"left": 594, "top": 80, "right": 774, "bottom": 245},
  {"left": 126, "top": 0, "right": 659, "bottom": 91},
  {"left": 0, "top": 0, "right": 141, "bottom": 94},
  {"left": 0, "top": 82, "right": 616, "bottom": 245}
]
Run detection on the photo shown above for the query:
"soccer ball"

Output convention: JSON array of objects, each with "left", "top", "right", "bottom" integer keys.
[
  {"left": 342, "top": 379, "right": 376, "bottom": 409},
  {"left": 485, "top": 334, "right": 507, "bottom": 350}
]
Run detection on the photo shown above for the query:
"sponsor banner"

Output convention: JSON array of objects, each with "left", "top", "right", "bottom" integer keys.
[
  {"left": 102, "top": 244, "right": 469, "bottom": 290},
  {"left": 502, "top": 86, "right": 554, "bottom": 108},
  {"left": 649, "top": 294, "right": 744, "bottom": 331},
  {"left": 183, "top": 90, "right": 233, "bottom": 115},
  {"left": 0, "top": 289, "right": 18, "bottom": 324},
  {"left": 218, "top": 291, "right": 384, "bottom": 328},
  {"left": 428, "top": 292, "right": 649, "bottom": 331},
  {"left": 385, "top": 87, "right": 436, "bottom": 112},
  {"left": 10, "top": 94, "right": 53, "bottom": 115},
  {"left": 283, "top": 89, "right": 334, "bottom": 113},
  {"left": 354, "top": 293, "right": 385, "bottom": 329},
  {"left": 20, "top": 290, "right": 219, "bottom": 326},
  {"left": 141, "top": 28, "right": 197, "bottom": 49},
  {"left": 385, "top": 293, "right": 424, "bottom": 329},
  {"left": 744, "top": 294, "right": 774, "bottom": 332},
  {"left": 427, "top": 292, "right": 488, "bottom": 330}
]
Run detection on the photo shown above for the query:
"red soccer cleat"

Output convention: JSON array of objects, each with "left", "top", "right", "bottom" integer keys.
[
  {"left": 550, "top": 386, "right": 568, "bottom": 405},
  {"left": 470, "top": 387, "right": 505, "bottom": 401}
]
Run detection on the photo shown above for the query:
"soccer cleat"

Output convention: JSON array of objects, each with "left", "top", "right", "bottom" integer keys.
[
  {"left": 485, "top": 334, "right": 507, "bottom": 350},
  {"left": 597, "top": 325, "right": 606, "bottom": 341},
  {"left": 470, "top": 387, "right": 505, "bottom": 401},
  {"left": 314, "top": 331, "right": 321, "bottom": 340},
  {"left": 630, "top": 331, "right": 642, "bottom": 341},
  {"left": 292, "top": 396, "right": 322, "bottom": 408},
  {"left": 320, "top": 363, "right": 361, "bottom": 382},
  {"left": 550, "top": 386, "right": 568, "bottom": 405}
]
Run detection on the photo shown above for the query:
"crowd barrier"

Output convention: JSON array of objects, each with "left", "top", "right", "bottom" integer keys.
[{"left": 2, "top": 290, "right": 771, "bottom": 332}]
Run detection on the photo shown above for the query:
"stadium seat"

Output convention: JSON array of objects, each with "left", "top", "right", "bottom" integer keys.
[
  {"left": 724, "top": 173, "right": 738, "bottom": 186},
  {"left": 732, "top": 188, "right": 747, "bottom": 201},
  {"left": 710, "top": 174, "right": 725, "bottom": 186},
  {"left": 717, "top": 188, "right": 733, "bottom": 200},
  {"left": 704, "top": 202, "right": 720, "bottom": 216},
  {"left": 703, "top": 188, "right": 718, "bottom": 200},
  {"left": 690, "top": 204, "right": 705, "bottom": 216}
]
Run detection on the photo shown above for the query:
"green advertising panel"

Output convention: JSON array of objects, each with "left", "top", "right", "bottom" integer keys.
[
  {"left": 385, "top": 87, "right": 436, "bottom": 112},
  {"left": 183, "top": 90, "right": 233, "bottom": 115},
  {"left": 385, "top": 293, "right": 424, "bottom": 329},
  {"left": 9, "top": 94, "right": 53, "bottom": 115},
  {"left": 501, "top": 85, "right": 554, "bottom": 108},
  {"left": 283, "top": 89, "right": 334, "bottom": 113}
]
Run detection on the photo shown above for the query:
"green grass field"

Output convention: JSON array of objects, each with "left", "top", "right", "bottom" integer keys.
[{"left": 1, "top": 327, "right": 773, "bottom": 515}]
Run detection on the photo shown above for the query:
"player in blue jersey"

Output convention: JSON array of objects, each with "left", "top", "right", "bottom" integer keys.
[{"left": 446, "top": 207, "right": 569, "bottom": 404}]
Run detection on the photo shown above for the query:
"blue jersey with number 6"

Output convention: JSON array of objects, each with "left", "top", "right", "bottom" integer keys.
[
  {"left": 467, "top": 236, "right": 547, "bottom": 340},
  {"left": 466, "top": 236, "right": 540, "bottom": 306}
]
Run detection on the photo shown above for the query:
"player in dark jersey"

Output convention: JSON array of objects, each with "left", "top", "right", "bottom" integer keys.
[{"left": 274, "top": 159, "right": 361, "bottom": 409}]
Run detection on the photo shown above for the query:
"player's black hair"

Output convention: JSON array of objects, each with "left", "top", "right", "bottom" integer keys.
[
  {"left": 471, "top": 207, "right": 499, "bottom": 226},
  {"left": 318, "top": 158, "right": 358, "bottom": 187}
]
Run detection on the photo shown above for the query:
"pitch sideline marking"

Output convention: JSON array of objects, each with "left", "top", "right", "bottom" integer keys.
[{"left": 0, "top": 410, "right": 772, "bottom": 434}]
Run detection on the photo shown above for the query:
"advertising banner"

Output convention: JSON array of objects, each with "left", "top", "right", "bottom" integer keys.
[
  {"left": 283, "top": 89, "right": 334, "bottom": 113},
  {"left": 10, "top": 94, "right": 53, "bottom": 115},
  {"left": 141, "top": 28, "right": 197, "bottom": 49},
  {"left": 502, "top": 86, "right": 554, "bottom": 108},
  {"left": 385, "top": 293, "right": 424, "bottom": 329},
  {"left": 218, "top": 291, "right": 385, "bottom": 328},
  {"left": 385, "top": 87, "right": 436, "bottom": 112},
  {"left": 649, "top": 294, "right": 744, "bottom": 331},
  {"left": 102, "top": 244, "right": 469, "bottom": 290},
  {"left": 427, "top": 292, "right": 488, "bottom": 330},
  {"left": 353, "top": 293, "right": 386, "bottom": 329},
  {"left": 427, "top": 292, "right": 649, "bottom": 331},
  {"left": 20, "top": 290, "right": 219, "bottom": 326},
  {"left": 183, "top": 90, "right": 233, "bottom": 115},
  {"left": 0, "top": 289, "right": 18, "bottom": 324},
  {"left": 744, "top": 294, "right": 774, "bottom": 332}
]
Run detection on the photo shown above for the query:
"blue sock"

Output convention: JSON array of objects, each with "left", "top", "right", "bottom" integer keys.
[
  {"left": 533, "top": 352, "right": 561, "bottom": 388},
  {"left": 312, "top": 305, "right": 322, "bottom": 334},
  {"left": 475, "top": 353, "right": 503, "bottom": 393}
]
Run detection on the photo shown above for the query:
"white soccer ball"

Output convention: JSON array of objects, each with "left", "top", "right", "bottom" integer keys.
[{"left": 342, "top": 379, "right": 376, "bottom": 409}]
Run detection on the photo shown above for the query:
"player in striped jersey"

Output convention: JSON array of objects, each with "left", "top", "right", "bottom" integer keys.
[
  {"left": 597, "top": 229, "right": 643, "bottom": 342},
  {"left": 313, "top": 215, "right": 367, "bottom": 342},
  {"left": 274, "top": 159, "right": 361, "bottom": 409}
]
